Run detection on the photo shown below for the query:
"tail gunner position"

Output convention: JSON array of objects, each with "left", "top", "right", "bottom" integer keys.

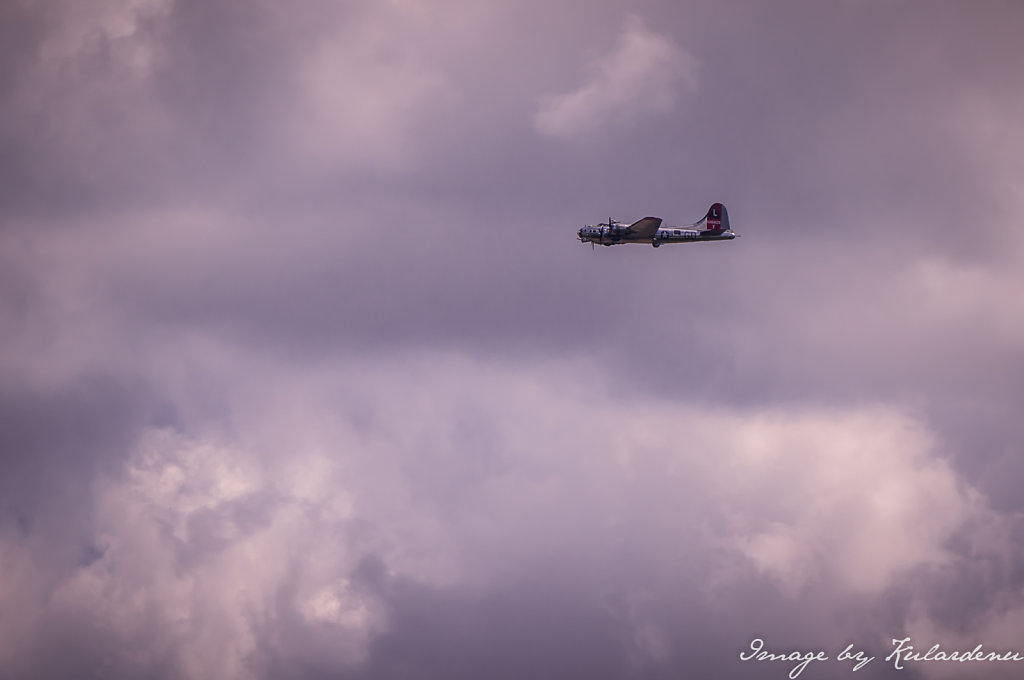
[{"left": 577, "top": 203, "right": 737, "bottom": 248}]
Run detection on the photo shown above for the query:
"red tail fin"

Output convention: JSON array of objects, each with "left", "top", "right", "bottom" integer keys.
[{"left": 704, "top": 203, "right": 729, "bottom": 232}]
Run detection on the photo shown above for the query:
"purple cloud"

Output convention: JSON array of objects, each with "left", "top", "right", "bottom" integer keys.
[{"left": 3, "top": 1, "right": 1024, "bottom": 678}]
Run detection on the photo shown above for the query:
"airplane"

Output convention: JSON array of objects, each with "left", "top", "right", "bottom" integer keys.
[{"left": 577, "top": 203, "right": 737, "bottom": 248}]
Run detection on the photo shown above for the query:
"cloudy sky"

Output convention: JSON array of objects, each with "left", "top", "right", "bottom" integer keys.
[{"left": 2, "top": 1, "right": 1024, "bottom": 678}]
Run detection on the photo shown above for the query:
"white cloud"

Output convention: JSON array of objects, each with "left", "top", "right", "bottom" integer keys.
[
  {"left": 722, "top": 409, "right": 976, "bottom": 594},
  {"left": 0, "top": 346, "right": 990, "bottom": 676},
  {"left": 535, "top": 15, "right": 698, "bottom": 139},
  {"left": 292, "top": 20, "right": 454, "bottom": 171},
  {"left": 36, "top": 0, "right": 170, "bottom": 77},
  {"left": 287, "top": 1, "right": 505, "bottom": 172}
]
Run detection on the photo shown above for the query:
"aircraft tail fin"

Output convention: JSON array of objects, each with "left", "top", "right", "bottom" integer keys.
[{"left": 701, "top": 203, "right": 729, "bottom": 232}]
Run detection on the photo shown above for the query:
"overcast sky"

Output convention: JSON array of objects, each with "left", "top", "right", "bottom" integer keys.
[{"left": 3, "top": 1, "right": 1024, "bottom": 678}]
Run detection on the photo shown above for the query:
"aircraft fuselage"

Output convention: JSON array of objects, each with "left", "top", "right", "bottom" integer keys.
[
  {"left": 576, "top": 225, "right": 736, "bottom": 247},
  {"left": 576, "top": 203, "right": 737, "bottom": 248}
]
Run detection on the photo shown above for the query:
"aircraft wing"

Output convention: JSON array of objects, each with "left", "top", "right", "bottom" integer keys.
[{"left": 626, "top": 216, "right": 662, "bottom": 239}]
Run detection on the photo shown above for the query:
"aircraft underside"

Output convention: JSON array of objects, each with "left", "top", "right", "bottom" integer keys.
[{"left": 582, "top": 232, "right": 737, "bottom": 247}]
